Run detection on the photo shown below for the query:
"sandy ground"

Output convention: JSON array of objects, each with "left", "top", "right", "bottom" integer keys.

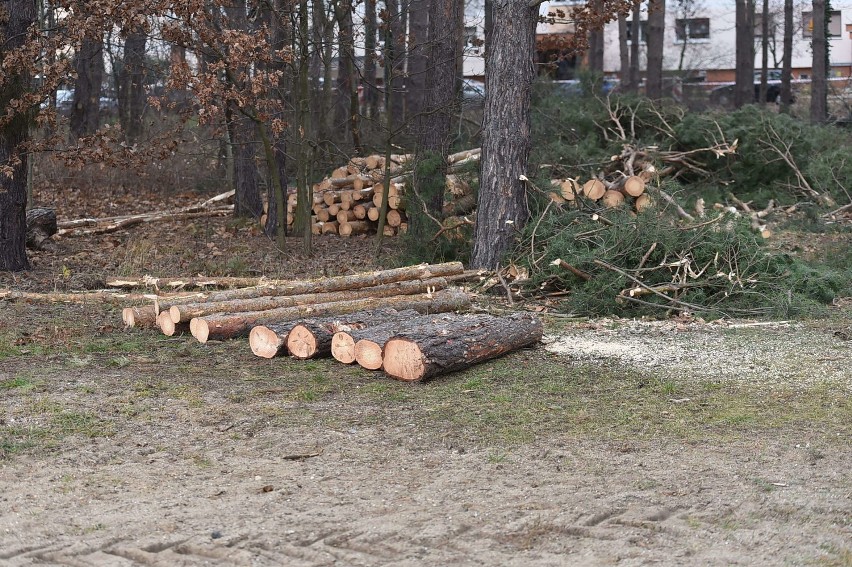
[{"left": 2, "top": 318, "right": 850, "bottom": 567}]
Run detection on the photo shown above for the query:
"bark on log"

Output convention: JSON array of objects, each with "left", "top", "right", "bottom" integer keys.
[
  {"left": 382, "top": 312, "right": 543, "bottom": 381},
  {"left": 191, "top": 286, "right": 470, "bottom": 343},
  {"left": 171, "top": 276, "right": 448, "bottom": 323},
  {"left": 351, "top": 313, "right": 494, "bottom": 370},
  {"left": 339, "top": 220, "right": 372, "bottom": 237},
  {"left": 250, "top": 308, "right": 412, "bottom": 359},
  {"left": 330, "top": 312, "right": 445, "bottom": 364},
  {"left": 321, "top": 221, "right": 339, "bottom": 235},
  {"left": 199, "top": 261, "right": 464, "bottom": 303},
  {"left": 287, "top": 307, "right": 419, "bottom": 359},
  {"left": 441, "top": 194, "right": 476, "bottom": 219},
  {"left": 26, "top": 208, "right": 58, "bottom": 250}
]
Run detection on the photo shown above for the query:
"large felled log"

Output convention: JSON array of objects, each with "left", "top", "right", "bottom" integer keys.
[
  {"left": 286, "top": 308, "right": 420, "bottom": 360},
  {"left": 26, "top": 208, "right": 58, "bottom": 250},
  {"left": 157, "top": 311, "right": 190, "bottom": 336},
  {"left": 200, "top": 262, "right": 464, "bottom": 303},
  {"left": 338, "top": 313, "right": 493, "bottom": 369},
  {"left": 382, "top": 312, "right": 543, "bottom": 382},
  {"left": 249, "top": 308, "right": 412, "bottom": 359},
  {"left": 191, "top": 287, "right": 471, "bottom": 343},
  {"left": 339, "top": 220, "right": 373, "bottom": 237},
  {"left": 171, "top": 277, "right": 448, "bottom": 324}
]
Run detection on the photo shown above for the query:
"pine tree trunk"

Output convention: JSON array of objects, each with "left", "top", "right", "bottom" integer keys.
[
  {"left": 0, "top": 0, "right": 35, "bottom": 272},
  {"left": 646, "top": 0, "right": 665, "bottom": 99},
  {"left": 618, "top": 14, "right": 631, "bottom": 90},
  {"left": 471, "top": 1, "right": 536, "bottom": 270},
  {"left": 759, "top": 0, "right": 769, "bottom": 104},
  {"left": 810, "top": 0, "right": 828, "bottom": 123},
  {"left": 629, "top": 0, "right": 641, "bottom": 92},
  {"left": 780, "top": 0, "right": 793, "bottom": 113},
  {"left": 363, "top": 0, "right": 380, "bottom": 118},
  {"left": 119, "top": 31, "right": 147, "bottom": 144},
  {"left": 406, "top": 0, "right": 429, "bottom": 124},
  {"left": 735, "top": 0, "right": 756, "bottom": 108},
  {"left": 69, "top": 38, "right": 104, "bottom": 140},
  {"left": 388, "top": 0, "right": 405, "bottom": 122}
]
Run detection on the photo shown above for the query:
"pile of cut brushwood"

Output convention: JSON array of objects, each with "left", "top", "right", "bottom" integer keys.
[
  {"left": 118, "top": 262, "right": 542, "bottom": 382},
  {"left": 274, "top": 149, "right": 481, "bottom": 238}
]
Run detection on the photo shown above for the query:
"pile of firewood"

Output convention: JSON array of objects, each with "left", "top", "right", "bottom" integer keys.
[
  {"left": 548, "top": 171, "right": 654, "bottom": 213},
  {"left": 119, "top": 261, "right": 542, "bottom": 382},
  {"left": 271, "top": 149, "right": 481, "bottom": 238}
]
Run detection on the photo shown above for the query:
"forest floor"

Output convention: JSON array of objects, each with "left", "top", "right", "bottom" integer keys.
[{"left": 1, "top": 183, "right": 851, "bottom": 566}]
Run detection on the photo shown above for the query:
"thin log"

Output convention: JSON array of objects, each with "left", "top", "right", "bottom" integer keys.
[
  {"left": 171, "top": 277, "right": 448, "bottom": 324},
  {"left": 157, "top": 311, "right": 189, "bottom": 336},
  {"left": 382, "top": 312, "right": 543, "bottom": 382},
  {"left": 191, "top": 287, "right": 470, "bottom": 343},
  {"left": 287, "top": 308, "right": 418, "bottom": 359}
]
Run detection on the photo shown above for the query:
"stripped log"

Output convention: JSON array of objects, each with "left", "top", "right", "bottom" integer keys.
[
  {"left": 382, "top": 312, "right": 543, "bottom": 382},
  {"left": 191, "top": 287, "right": 471, "bottom": 343},
  {"left": 199, "top": 262, "right": 464, "bottom": 303},
  {"left": 286, "top": 309, "right": 420, "bottom": 360},
  {"left": 171, "top": 277, "right": 448, "bottom": 324}
]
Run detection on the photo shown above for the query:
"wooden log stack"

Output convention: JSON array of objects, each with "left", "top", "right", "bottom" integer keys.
[
  {"left": 120, "top": 261, "right": 542, "bottom": 382},
  {"left": 550, "top": 172, "right": 652, "bottom": 213}
]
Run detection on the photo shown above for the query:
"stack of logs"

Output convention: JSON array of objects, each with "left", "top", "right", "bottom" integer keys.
[
  {"left": 121, "top": 261, "right": 542, "bottom": 382},
  {"left": 549, "top": 171, "right": 653, "bottom": 213},
  {"left": 266, "top": 149, "right": 481, "bottom": 238}
]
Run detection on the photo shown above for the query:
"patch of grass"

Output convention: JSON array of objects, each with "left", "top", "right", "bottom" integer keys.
[
  {"left": 1, "top": 375, "right": 34, "bottom": 391},
  {"left": 52, "top": 411, "right": 114, "bottom": 438}
]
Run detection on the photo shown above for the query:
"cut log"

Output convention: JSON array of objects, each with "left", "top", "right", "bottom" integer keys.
[
  {"left": 339, "top": 220, "right": 373, "bottom": 237},
  {"left": 315, "top": 207, "right": 331, "bottom": 222},
  {"left": 250, "top": 308, "right": 401, "bottom": 359},
  {"left": 446, "top": 174, "right": 471, "bottom": 197},
  {"left": 58, "top": 207, "right": 233, "bottom": 237},
  {"left": 601, "top": 190, "right": 625, "bottom": 208},
  {"left": 200, "top": 262, "right": 463, "bottom": 303},
  {"left": 386, "top": 209, "right": 404, "bottom": 228},
  {"left": 365, "top": 155, "right": 384, "bottom": 170},
  {"left": 353, "top": 202, "right": 375, "bottom": 220},
  {"left": 106, "top": 275, "right": 302, "bottom": 291},
  {"left": 191, "top": 287, "right": 470, "bottom": 343},
  {"left": 312, "top": 222, "right": 323, "bottom": 235},
  {"left": 336, "top": 210, "right": 356, "bottom": 224},
  {"left": 367, "top": 206, "right": 380, "bottom": 222},
  {"left": 172, "top": 276, "right": 449, "bottom": 324},
  {"left": 321, "top": 221, "right": 339, "bottom": 235},
  {"left": 26, "top": 208, "right": 58, "bottom": 250},
  {"left": 349, "top": 313, "right": 494, "bottom": 370},
  {"left": 327, "top": 203, "right": 340, "bottom": 217},
  {"left": 583, "top": 179, "right": 606, "bottom": 201},
  {"left": 622, "top": 175, "right": 646, "bottom": 197},
  {"left": 559, "top": 179, "right": 580, "bottom": 201},
  {"left": 447, "top": 148, "right": 481, "bottom": 164},
  {"left": 382, "top": 312, "right": 543, "bottom": 382},
  {"left": 157, "top": 311, "right": 190, "bottom": 336},
  {"left": 635, "top": 193, "right": 653, "bottom": 213},
  {"left": 442, "top": 194, "right": 476, "bottom": 219}
]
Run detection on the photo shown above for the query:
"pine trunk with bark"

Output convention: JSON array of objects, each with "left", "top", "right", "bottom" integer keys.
[
  {"left": 406, "top": 0, "right": 429, "bottom": 124},
  {"left": 471, "top": 1, "right": 537, "bottom": 270},
  {"left": 780, "top": 0, "right": 793, "bottom": 113},
  {"left": 810, "top": 0, "right": 828, "bottom": 123},
  {"left": 363, "top": 0, "right": 380, "bottom": 118},
  {"left": 388, "top": 0, "right": 405, "bottom": 122},
  {"left": 382, "top": 312, "right": 542, "bottom": 381},
  {"left": 69, "top": 37, "right": 104, "bottom": 140},
  {"left": 335, "top": 0, "right": 358, "bottom": 146},
  {"left": 759, "top": 0, "right": 770, "bottom": 104},
  {"left": 618, "top": 14, "right": 631, "bottom": 90},
  {"left": 0, "top": 0, "right": 35, "bottom": 272},
  {"left": 646, "top": 0, "right": 665, "bottom": 99},
  {"left": 629, "top": 0, "right": 641, "bottom": 92},
  {"left": 734, "top": 0, "right": 755, "bottom": 108}
]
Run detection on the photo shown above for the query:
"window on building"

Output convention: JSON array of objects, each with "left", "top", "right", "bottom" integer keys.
[
  {"left": 675, "top": 18, "right": 710, "bottom": 41},
  {"left": 626, "top": 20, "right": 647, "bottom": 44},
  {"left": 754, "top": 12, "right": 777, "bottom": 37},
  {"left": 802, "top": 10, "right": 842, "bottom": 37}
]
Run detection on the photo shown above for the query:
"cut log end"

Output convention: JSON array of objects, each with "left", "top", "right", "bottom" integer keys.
[
  {"left": 157, "top": 311, "right": 187, "bottom": 336},
  {"left": 354, "top": 340, "right": 384, "bottom": 370},
  {"left": 331, "top": 332, "right": 357, "bottom": 364},
  {"left": 249, "top": 325, "right": 286, "bottom": 358},
  {"left": 122, "top": 307, "right": 134, "bottom": 327},
  {"left": 191, "top": 318, "right": 209, "bottom": 343},
  {"left": 381, "top": 338, "right": 425, "bottom": 381},
  {"left": 287, "top": 324, "right": 318, "bottom": 359}
]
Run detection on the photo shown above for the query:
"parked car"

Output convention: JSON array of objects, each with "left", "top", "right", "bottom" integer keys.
[
  {"left": 709, "top": 71, "right": 794, "bottom": 106},
  {"left": 552, "top": 78, "right": 619, "bottom": 97}
]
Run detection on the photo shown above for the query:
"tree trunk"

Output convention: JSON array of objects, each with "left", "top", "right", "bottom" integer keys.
[
  {"left": 759, "top": 0, "right": 770, "bottom": 104},
  {"left": 406, "top": 0, "right": 429, "bottom": 124},
  {"left": 383, "top": 312, "right": 543, "bottom": 381},
  {"left": 25, "top": 207, "right": 57, "bottom": 250},
  {"left": 0, "top": 0, "right": 35, "bottom": 272},
  {"left": 363, "top": 0, "right": 380, "bottom": 118},
  {"left": 387, "top": 0, "right": 405, "bottom": 122},
  {"left": 228, "top": 107, "right": 263, "bottom": 219},
  {"left": 780, "top": 0, "right": 793, "bottom": 113},
  {"left": 295, "top": 0, "right": 313, "bottom": 254},
  {"left": 646, "top": 0, "right": 665, "bottom": 99},
  {"left": 470, "top": 1, "right": 537, "bottom": 270},
  {"left": 118, "top": 31, "right": 147, "bottom": 144},
  {"left": 69, "top": 37, "right": 104, "bottom": 140},
  {"left": 618, "top": 14, "right": 631, "bottom": 90},
  {"left": 191, "top": 287, "right": 471, "bottom": 343},
  {"left": 629, "top": 0, "right": 641, "bottom": 92},
  {"left": 810, "top": 0, "right": 828, "bottom": 123},
  {"left": 734, "top": 0, "right": 755, "bottom": 108}
]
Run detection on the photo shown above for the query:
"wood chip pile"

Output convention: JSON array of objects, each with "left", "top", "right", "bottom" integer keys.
[{"left": 119, "top": 262, "right": 542, "bottom": 382}]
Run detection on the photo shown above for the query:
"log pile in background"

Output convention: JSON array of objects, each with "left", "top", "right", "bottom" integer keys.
[
  {"left": 118, "top": 261, "right": 541, "bottom": 382},
  {"left": 275, "top": 148, "right": 480, "bottom": 238}
]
